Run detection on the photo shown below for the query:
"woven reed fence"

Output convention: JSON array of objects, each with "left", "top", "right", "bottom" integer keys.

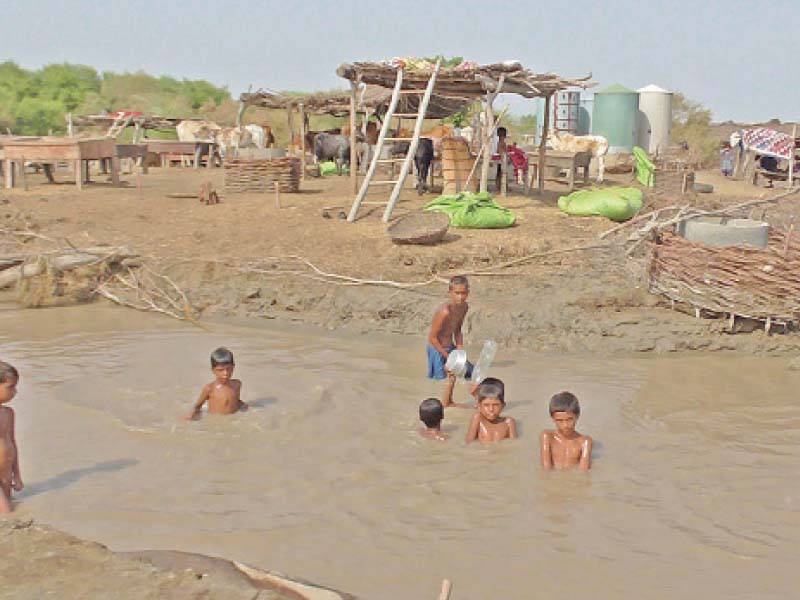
[
  {"left": 224, "top": 157, "right": 301, "bottom": 194},
  {"left": 646, "top": 229, "right": 800, "bottom": 323}
]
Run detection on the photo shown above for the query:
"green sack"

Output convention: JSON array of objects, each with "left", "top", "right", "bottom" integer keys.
[
  {"left": 319, "top": 161, "right": 348, "bottom": 176},
  {"left": 423, "top": 192, "right": 516, "bottom": 228},
  {"left": 633, "top": 146, "right": 655, "bottom": 187},
  {"left": 557, "top": 187, "right": 643, "bottom": 222}
]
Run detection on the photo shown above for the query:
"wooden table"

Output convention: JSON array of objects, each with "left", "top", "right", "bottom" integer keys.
[
  {"left": 115, "top": 143, "right": 149, "bottom": 174},
  {"left": 143, "top": 139, "right": 217, "bottom": 168},
  {"left": 525, "top": 150, "right": 591, "bottom": 193},
  {"left": 3, "top": 136, "right": 118, "bottom": 190}
]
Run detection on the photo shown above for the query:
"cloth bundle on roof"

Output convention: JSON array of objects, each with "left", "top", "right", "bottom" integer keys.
[
  {"left": 738, "top": 128, "right": 794, "bottom": 160},
  {"left": 558, "top": 187, "right": 643, "bottom": 222},
  {"left": 424, "top": 192, "right": 516, "bottom": 228}
]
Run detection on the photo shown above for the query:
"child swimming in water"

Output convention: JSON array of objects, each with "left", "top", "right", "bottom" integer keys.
[
  {"left": 185, "top": 347, "right": 247, "bottom": 420},
  {"left": 427, "top": 275, "right": 473, "bottom": 380},
  {"left": 418, "top": 397, "right": 448, "bottom": 441},
  {"left": 540, "top": 391, "right": 593, "bottom": 470},
  {"left": 0, "top": 361, "right": 23, "bottom": 513},
  {"left": 465, "top": 378, "right": 517, "bottom": 443}
]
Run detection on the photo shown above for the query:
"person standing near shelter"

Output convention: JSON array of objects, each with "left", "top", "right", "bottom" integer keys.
[{"left": 427, "top": 276, "right": 472, "bottom": 380}]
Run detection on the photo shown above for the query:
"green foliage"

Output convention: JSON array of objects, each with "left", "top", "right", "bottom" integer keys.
[
  {"left": 671, "top": 92, "right": 717, "bottom": 166},
  {"left": 0, "top": 61, "right": 232, "bottom": 135},
  {"left": 423, "top": 55, "right": 464, "bottom": 68}
]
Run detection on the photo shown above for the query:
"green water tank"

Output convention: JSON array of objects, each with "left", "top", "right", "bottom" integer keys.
[{"left": 592, "top": 84, "right": 639, "bottom": 153}]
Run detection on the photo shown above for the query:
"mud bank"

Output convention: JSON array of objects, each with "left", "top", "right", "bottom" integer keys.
[
  {"left": 0, "top": 519, "right": 352, "bottom": 600},
  {"left": 173, "top": 250, "right": 800, "bottom": 357}
]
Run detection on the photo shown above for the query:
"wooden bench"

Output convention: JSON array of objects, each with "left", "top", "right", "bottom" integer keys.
[{"left": 525, "top": 150, "right": 591, "bottom": 193}]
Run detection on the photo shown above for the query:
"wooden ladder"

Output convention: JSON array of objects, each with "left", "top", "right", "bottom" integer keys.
[
  {"left": 106, "top": 115, "right": 132, "bottom": 138},
  {"left": 347, "top": 60, "right": 441, "bottom": 222}
]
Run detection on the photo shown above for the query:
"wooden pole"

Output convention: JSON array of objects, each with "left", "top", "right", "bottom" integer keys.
[
  {"left": 479, "top": 98, "right": 494, "bottom": 193},
  {"left": 438, "top": 579, "right": 452, "bottom": 600},
  {"left": 790, "top": 123, "right": 797, "bottom": 189},
  {"left": 67, "top": 113, "right": 74, "bottom": 138},
  {"left": 288, "top": 106, "right": 295, "bottom": 154},
  {"left": 274, "top": 181, "right": 281, "bottom": 209},
  {"left": 349, "top": 82, "right": 358, "bottom": 194},
  {"left": 299, "top": 102, "right": 307, "bottom": 181},
  {"left": 538, "top": 93, "right": 552, "bottom": 194}
]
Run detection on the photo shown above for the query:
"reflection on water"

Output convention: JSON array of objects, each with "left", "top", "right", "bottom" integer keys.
[{"left": 2, "top": 305, "right": 800, "bottom": 600}]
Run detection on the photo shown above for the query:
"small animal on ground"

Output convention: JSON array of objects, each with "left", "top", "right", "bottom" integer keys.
[{"left": 548, "top": 130, "right": 609, "bottom": 182}]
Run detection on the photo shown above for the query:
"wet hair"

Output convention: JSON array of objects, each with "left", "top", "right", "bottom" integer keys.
[
  {"left": 549, "top": 391, "right": 580, "bottom": 416},
  {"left": 497, "top": 127, "right": 507, "bottom": 137},
  {"left": 477, "top": 378, "right": 505, "bottom": 404},
  {"left": 419, "top": 398, "right": 444, "bottom": 428},
  {"left": 448, "top": 275, "right": 469, "bottom": 290},
  {"left": 210, "top": 347, "right": 234, "bottom": 368},
  {"left": 0, "top": 362, "right": 18, "bottom": 383}
]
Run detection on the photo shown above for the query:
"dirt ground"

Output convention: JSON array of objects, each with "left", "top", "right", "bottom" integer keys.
[
  {"left": 0, "top": 518, "right": 354, "bottom": 599},
  {"left": 2, "top": 162, "right": 800, "bottom": 355}
]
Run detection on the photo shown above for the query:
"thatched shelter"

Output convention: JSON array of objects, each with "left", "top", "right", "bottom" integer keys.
[{"left": 336, "top": 59, "right": 595, "bottom": 194}]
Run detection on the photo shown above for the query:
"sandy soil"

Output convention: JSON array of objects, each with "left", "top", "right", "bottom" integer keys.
[{"left": 2, "top": 164, "right": 799, "bottom": 357}]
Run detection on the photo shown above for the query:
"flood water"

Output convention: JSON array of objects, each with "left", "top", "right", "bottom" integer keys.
[{"left": 2, "top": 303, "right": 799, "bottom": 599}]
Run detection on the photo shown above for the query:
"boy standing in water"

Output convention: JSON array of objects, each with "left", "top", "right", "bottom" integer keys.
[
  {"left": 427, "top": 275, "right": 472, "bottom": 380},
  {"left": 185, "top": 347, "right": 247, "bottom": 420},
  {"left": 465, "top": 378, "right": 517, "bottom": 443},
  {"left": 540, "top": 392, "right": 593, "bottom": 470},
  {"left": 418, "top": 398, "right": 449, "bottom": 441},
  {"left": 0, "top": 362, "right": 23, "bottom": 513}
]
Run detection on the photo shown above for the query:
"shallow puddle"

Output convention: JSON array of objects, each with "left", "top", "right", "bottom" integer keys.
[{"left": 2, "top": 303, "right": 799, "bottom": 599}]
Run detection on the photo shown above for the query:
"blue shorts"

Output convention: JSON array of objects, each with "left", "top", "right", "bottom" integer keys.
[{"left": 426, "top": 344, "right": 473, "bottom": 380}]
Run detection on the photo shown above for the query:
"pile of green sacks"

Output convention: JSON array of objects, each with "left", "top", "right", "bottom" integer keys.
[
  {"left": 423, "top": 192, "right": 516, "bottom": 228},
  {"left": 319, "top": 161, "right": 348, "bottom": 176},
  {"left": 557, "top": 187, "right": 643, "bottom": 222}
]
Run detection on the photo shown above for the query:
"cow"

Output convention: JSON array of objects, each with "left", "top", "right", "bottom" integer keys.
[
  {"left": 414, "top": 138, "right": 435, "bottom": 194},
  {"left": 176, "top": 120, "right": 221, "bottom": 143},
  {"left": 547, "top": 130, "right": 609, "bottom": 182},
  {"left": 313, "top": 133, "right": 350, "bottom": 175},
  {"left": 244, "top": 124, "right": 275, "bottom": 149}
]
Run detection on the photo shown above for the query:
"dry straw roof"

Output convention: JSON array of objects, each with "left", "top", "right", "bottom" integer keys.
[
  {"left": 336, "top": 60, "right": 595, "bottom": 99},
  {"left": 69, "top": 114, "right": 187, "bottom": 129}
]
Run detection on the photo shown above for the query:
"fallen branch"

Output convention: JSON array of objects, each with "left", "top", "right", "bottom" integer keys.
[{"left": 0, "top": 246, "right": 137, "bottom": 288}]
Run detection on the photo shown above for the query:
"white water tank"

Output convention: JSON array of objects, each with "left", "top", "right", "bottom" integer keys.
[{"left": 637, "top": 84, "right": 673, "bottom": 154}]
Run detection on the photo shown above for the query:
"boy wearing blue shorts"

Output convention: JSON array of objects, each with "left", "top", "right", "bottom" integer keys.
[{"left": 426, "top": 275, "right": 472, "bottom": 380}]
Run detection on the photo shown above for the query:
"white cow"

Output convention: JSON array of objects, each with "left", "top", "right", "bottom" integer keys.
[
  {"left": 176, "top": 120, "right": 221, "bottom": 143},
  {"left": 548, "top": 130, "right": 609, "bottom": 182}
]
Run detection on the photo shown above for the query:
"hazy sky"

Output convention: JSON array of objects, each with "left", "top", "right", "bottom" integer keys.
[{"left": 2, "top": 0, "right": 798, "bottom": 122}]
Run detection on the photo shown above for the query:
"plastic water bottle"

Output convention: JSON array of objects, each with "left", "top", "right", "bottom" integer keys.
[{"left": 471, "top": 340, "right": 498, "bottom": 384}]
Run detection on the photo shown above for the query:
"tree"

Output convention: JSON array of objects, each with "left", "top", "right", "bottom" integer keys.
[{"left": 671, "top": 92, "right": 717, "bottom": 165}]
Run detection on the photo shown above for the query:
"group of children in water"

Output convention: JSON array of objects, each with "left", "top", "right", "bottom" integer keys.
[
  {"left": 423, "top": 275, "right": 593, "bottom": 469},
  {"left": 0, "top": 275, "right": 591, "bottom": 513}
]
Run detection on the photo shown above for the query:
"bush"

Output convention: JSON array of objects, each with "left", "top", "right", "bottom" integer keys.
[{"left": 671, "top": 92, "right": 718, "bottom": 166}]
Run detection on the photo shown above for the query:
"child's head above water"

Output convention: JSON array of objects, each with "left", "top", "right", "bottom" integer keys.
[
  {"left": 549, "top": 391, "right": 579, "bottom": 416},
  {"left": 477, "top": 377, "right": 505, "bottom": 404},
  {"left": 210, "top": 347, "right": 235, "bottom": 368},
  {"left": 448, "top": 275, "right": 469, "bottom": 305},
  {"left": 0, "top": 362, "right": 18, "bottom": 384},
  {"left": 419, "top": 398, "right": 444, "bottom": 429},
  {"left": 448, "top": 275, "right": 469, "bottom": 291}
]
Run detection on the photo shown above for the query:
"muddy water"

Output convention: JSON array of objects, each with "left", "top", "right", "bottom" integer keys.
[{"left": 2, "top": 303, "right": 800, "bottom": 600}]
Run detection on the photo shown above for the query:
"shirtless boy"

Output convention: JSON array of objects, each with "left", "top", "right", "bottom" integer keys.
[
  {"left": 185, "top": 347, "right": 247, "bottom": 420},
  {"left": 540, "top": 391, "right": 593, "bottom": 471},
  {"left": 465, "top": 378, "right": 517, "bottom": 443},
  {"left": 0, "top": 362, "right": 23, "bottom": 513},
  {"left": 418, "top": 398, "right": 448, "bottom": 441},
  {"left": 427, "top": 275, "right": 472, "bottom": 380}
]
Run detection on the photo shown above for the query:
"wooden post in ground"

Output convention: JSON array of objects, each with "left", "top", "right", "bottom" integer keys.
[
  {"left": 538, "top": 93, "right": 552, "bottom": 194},
  {"left": 20, "top": 156, "right": 27, "bottom": 191},
  {"left": 67, "top": 113, "right": 74, "bottom": 138},
  {"left": 299, "top": 102, "right": 307, "bottom": 181},
  {"left": 479, "top": 98, "right": 494, "bottom": 193},
  {"left": 274, "top": 181, "right": 281, "bottom": 209},
  {"left": 288, "top": 106, "right": 295, "bottom": 154},
  {"left": 349, "top": 81, "right": 358, "bottom": 194},
  {"left": 790, "top": 123, "right": 797, "bottom": 189}
]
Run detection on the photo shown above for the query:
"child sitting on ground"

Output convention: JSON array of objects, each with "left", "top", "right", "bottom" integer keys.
[
  {"left": 418, "top": 398, "right": 448, "bottom": 441},
  {"left": 540, "top": 391, "right": 593, "bottom": 470},
  {"left": 465, "top": 378, "right": 517, "bottom": 443},
  {"left": 185, "top": 347, "right": 247, "bottom": 420},
  {"left": 427, "top": 275, "right": 472, "bottom": 380},
  {"left": 0, "top": 361, "right": 23, "bottom": 513}
]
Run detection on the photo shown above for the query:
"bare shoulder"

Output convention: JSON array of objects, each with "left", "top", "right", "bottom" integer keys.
[
  {"left": 505, "top": 416, "right": 516, "bottom": 426},
  {"left": 579, "top": 434, "right": 593, "bottom": 445},
  {"left": 540, "top": 429, "right": 555, "bottom": 440},
  {"left": 231, "top": 379, "right": 242, "bottom": 388}
]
